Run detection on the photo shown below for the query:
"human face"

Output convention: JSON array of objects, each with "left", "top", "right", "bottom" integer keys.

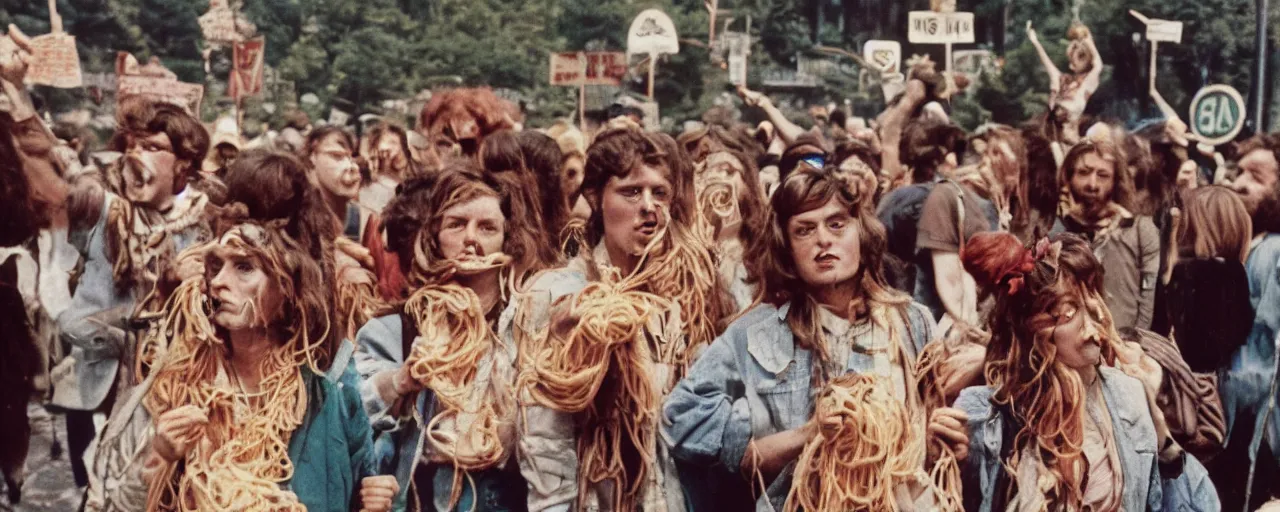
[
  {"left": 432, "top": 119, "right": 481, "bottom": 157},
  {"left": 1069, "top": 151, "right": 1115, "bottom": 215},
  {"left": 437, "top": 194, "right": 505, "bottom": 267},
  {"left": 597, "top": 164, "right": 673, "bottom": 267},
  {"left": 1176, "top": 160, "right": 1199, "bottom": 192},
  {"left": 562, "top": 155, "right": 586, "bottom": 200},
  {"left": 310, "top": 133, "right": 360, "bottom": 199},
  {"left": 123, "top": 131, "right": 180, "bottom": 210},
  {"left": 207, "top": 242, "right": 283, "bottom": 333},
  {"left": 989, "top": 140, "right": 1020, "bottom": 194},
  {"left": 1045, "top": 290, "right": 1105, "bottom": 372},
  {"left": 1068, "top": 43, "right": 1091, "bottom": 74},
  {"left": 374, "top": 132, "right": 407, "bottom": 174},
  {"left": 788, "top": 197, "right": 861, "bottom": 288},
  {"left": 1232, "top": 149, "right": 1279, "bottom": 217}
]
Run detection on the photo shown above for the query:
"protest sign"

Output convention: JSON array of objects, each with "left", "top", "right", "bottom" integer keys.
[
  {"left": 199, "top": 0, "right": 256, "bottom": 44},
  {"left": 228, "top": 38, "right": 266, "bottom": 99},
  {"left": 117, "top": 75, "right": 204, "bottom": 115},
  {"left": 550, "top": 52, "right": 627, "bottom": 86},
  {"left": 863, "top": 40, "right": 902, "bottom": 74},
  {"left": 26, "top": 33, "right": 82, "bottom": 88}
]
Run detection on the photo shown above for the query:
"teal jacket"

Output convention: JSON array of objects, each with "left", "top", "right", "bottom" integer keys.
[{"left": 286, "top": 344, "right": 376, "bottom": 512}]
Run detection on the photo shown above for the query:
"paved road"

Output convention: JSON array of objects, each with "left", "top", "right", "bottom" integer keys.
[{"left": 4, "top": 404, "right": 83, "bottom": 512}]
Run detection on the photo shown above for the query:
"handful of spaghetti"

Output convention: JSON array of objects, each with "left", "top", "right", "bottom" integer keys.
[
  {"left": 403, "top": 283, "right": 515, "bottom": 507},
  {"left": 785, "top": 374, "right": 929, "bottom": 512}
]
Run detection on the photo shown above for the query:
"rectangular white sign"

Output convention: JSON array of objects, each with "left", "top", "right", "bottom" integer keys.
[
  {"left": 1146, "top": 20, "right": 1184, "bottom": 43},
  {"left": 908, "top": 11, "right": 975, "bottom": 44}
]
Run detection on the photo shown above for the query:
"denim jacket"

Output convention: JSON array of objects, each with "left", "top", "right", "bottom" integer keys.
[
  {"left": 662, "top": 300, "right": 936, "bottom": 511},
  {"left": 355, "top": 269, "right": 587, "bottom": 511},
  {"left": 954, "top": 366, "right": 1219, "bottom": 512},
  {"left": 1219, "top": 234, "right": 1280, "bottom": 474}
]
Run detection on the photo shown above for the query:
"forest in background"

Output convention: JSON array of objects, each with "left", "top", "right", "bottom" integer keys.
[{"left": 0, "top": 0, "right": 1277, "bottom": 133}]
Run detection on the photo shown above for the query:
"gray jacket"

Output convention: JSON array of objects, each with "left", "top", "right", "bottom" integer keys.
[
  {"left": 954, "top": 366, "right": 1219, "bottom": 512},
  {"left": 1059, "top": 211, "right": 1160, "bottom": 331},
  {"left": 52, "top": 194, "right": 205, "bottom": 411},
  {"left": 662, "top": 300, "right": 935, "bottom": 511}
]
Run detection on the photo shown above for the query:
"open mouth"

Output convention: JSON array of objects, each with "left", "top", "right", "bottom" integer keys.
[{"left": 637, "top": 219, "right": 659, "bottom": 236}]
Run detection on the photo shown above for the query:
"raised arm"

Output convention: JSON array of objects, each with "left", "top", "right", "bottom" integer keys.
[
  {"left": 1082, "top": 33, "right": 1104, "bottom": 95},
  {"left": 737, "top": 86, "right": 806, "bottom": 144},
  {"left": 1027, "top": 22, "right": 1062, "bottom": 92}
]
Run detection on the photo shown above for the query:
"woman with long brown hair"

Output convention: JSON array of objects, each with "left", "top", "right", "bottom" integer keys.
[
  {"left": 953, "top": 232, "right": 1218, "bottom": 511},
  {"left": 135, "top": 187, "right": 379, "bottom": 511},
  {"left": 353, "top": 160, "right": 559, "bottom": 511},
  {"left": 664, "top": 165, "right": 940, "bottom": 510},
  {"left": 517, "top": 127, "right": 732, "bottom": 511}
]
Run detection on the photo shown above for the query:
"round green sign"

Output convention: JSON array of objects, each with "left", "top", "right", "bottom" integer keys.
[{"left": 1189, "top": 85, "right": 1246, "bottom": 146}]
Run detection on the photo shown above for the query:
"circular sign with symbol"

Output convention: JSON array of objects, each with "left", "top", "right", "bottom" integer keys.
[{"left": 1189, "top": 85, "right": 1246, "bottom": 146}]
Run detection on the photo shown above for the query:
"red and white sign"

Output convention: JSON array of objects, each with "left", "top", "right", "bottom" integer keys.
[
  {"left": 549, "top": 52, "right": 627, "bottom": 86},
  {"left": 228, "top": 38, "right": 265, "bottom": 99},
  {"left": 117, "top": 75, "right": 204, "bottom": 115}
]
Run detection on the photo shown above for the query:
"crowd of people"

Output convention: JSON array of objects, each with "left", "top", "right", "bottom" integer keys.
[{"left": 3, "top": 18, "right": 1280, "bottom": 512}]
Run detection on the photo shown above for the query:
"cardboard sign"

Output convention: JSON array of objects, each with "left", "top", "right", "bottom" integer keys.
[
  {"left": 760, "top": 68, "right": 821, "bottom": 88},
  {"left": 228, "top": 38, "right": 265, "bottom": 99},
  {"left": 1189, "top": 85, "right": 1246, "bottom": 146},
  {"left": 1146, "top": 19, "right": 1184, "bottom": 43},
  {"left": 199, "top": 1, "right": 255, "bottom": 44},
  {"left": 908, "top": 11, "right": 975, "bottom": 44},
  {"left": 953, "top": 49, "right": 996, "bottom": 76},
  {"left": 863, "top": 40, "right": 902, "bottom": 74},
  {"left": 117, "top": 75, "right": 204, "bottom": 115},
  {"left": 27, "top": 33, "right": 82, "bottom": 88},
  {"left": 550, "top": 52, "right": 627, "bottom": 86},
  {"left": 627, "top": 9, "right": 679, "bottom": 56}
]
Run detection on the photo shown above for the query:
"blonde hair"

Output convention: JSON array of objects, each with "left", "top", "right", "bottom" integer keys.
[
  {"left": 544, "top": 121, "right": 588, "bottom": 160},
  {"left": 1178, "top": 185, "right": 1252, "bottom": 263}
]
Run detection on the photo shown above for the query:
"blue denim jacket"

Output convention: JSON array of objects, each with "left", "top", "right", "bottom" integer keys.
[
  {"left": 1219, "top": 234, "right": 1280, "bottom": 473},
  {"left": 954, "top": 367, "right": 1219, "bottom": 512},
  {"left": 663, "top": 300, "right": 935, "bottom": 511},
  {"left": 354, "top": 269, "right": 587, "bottom": 511}
]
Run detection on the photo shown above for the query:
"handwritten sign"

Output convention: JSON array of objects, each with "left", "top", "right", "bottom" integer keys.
[
  {"left": 549, "top": 52, "right": 627, "bottom": 86},
  {"left": 27, "top": 34, "right": 82, "bottom": 88},
  {"left": 228, "top": 38, "right": 265, "bottom": 99},
  {"left": 908, "top": 11, "right": 975, "bottom": 44},
  {"left": 724, "top": 32, "right": 750, "bottom": 86},
  {"left": 199, "top": 1, "right": 255, "bottom": 44},
  {"left": 117, "top": 75, "right": 204, "bottom": 115},
  {"left": 627, "top": 9, "right": 679, "bottom": 57}
]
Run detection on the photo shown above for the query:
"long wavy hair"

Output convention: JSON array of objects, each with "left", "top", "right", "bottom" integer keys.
[
  {"left": 760, "top": 166, "right": 910, "bottom": 378},
  {"left": 581, "top": 128, "right": 697, "bottom": 249},
  {"left": 962, "top": 231, "right": 1120, "bottom": 509},
  {"left": 1178, "top": 185, "right": 1252, "bottom": 264},
  {"left": 480, "top": 130, "right": 564, "bottom": 268},
  {"left": 382, "top": 159, "right": 548, "bottom": 294},
  {"left": 220, "top": 150, "right": 342, "bottom": 370}
]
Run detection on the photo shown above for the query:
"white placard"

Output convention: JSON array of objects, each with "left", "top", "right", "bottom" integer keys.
[
  {"left": 863, "top": 40, "right": 902, "bottom": 74},
  {"left": 908, "top": 11, "right": 975, "bottom": 44},
  {"left": 1146, "top": 19, "right": 1184, "bottom": 43},
  {"left": 627, "top": 9, "right": 680, "bottom": 56}
]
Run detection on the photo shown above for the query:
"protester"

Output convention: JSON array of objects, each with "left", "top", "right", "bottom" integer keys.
[
  {"left": 664, "top": 165, "right": 940, "bottom": 510},
  {"left": 1218, "top": 134, "right": 1280, "bottom": 509},
  {"left": 517, "top": 127, "right": 729, "bottom": 511},
  {"left": 360, "top": 122, "right": 416, "bottom": 213},
  {"left": 954, "top": 232, "right": 1218, "bottom": 511},
  {"left": 355, "top": 165, "right": 559, "bottom": 510},
  {"left": 1056, "top": 139, "right": 1160, "bottom": 331}
]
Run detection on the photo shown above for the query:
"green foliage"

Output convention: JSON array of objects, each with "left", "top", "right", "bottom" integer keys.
[{"left": 0, "top": 0, "right": 1276, "bottom": 129}]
